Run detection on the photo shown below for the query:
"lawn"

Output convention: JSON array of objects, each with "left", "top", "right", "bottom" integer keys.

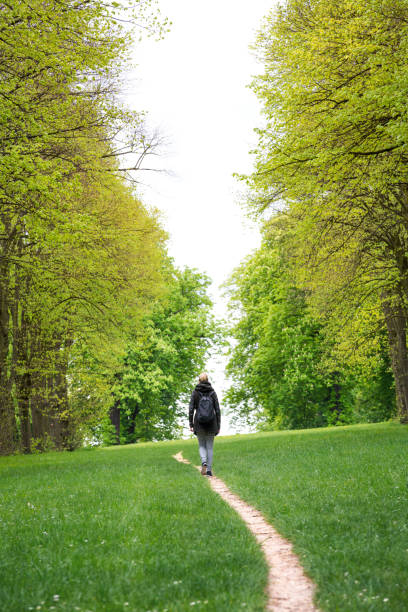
[
  {"left": 182, "top": 422, "right": 408, "bottom": 612},
  {"left": 2, "top": 422, "right": 408, "bottom": 612},
  {"left": 0, "top": 440, "right": 267, "bottom": 612}
]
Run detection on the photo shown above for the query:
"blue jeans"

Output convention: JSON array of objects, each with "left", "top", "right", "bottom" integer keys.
[{"left": 197, "top": 433, "right": 215, "bottom": 470}]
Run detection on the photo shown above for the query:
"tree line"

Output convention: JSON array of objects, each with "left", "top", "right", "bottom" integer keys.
[
  {"left": 225, "top": 0, "right": 408, "bottom": 430},
  {"left": 0, "top": 0, "right": 217, "bottom": 454}
]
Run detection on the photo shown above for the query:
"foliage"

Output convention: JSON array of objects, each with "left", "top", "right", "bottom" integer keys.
[
  {"left": 225, "top": 214, "right": 395, "bottom": 429},
  {"left": 62, "top": 175, "right": 167, "bottom": 428},
  {"left": 0, "top": 0, "right": 171, "bottom": 454},
  {"left": 235, "top": 0, "right": 408, "bottom": 423},
  {"left": 112, "top": 263, "right": 222, "bottom": 442},
  {"left": 0, "top": 0, "right": 169, "bottom": 212},
  {"left": 247, "top": 0, "right": 408, "bottom": 211},
  {"left": 225, "top": 217, "right": 345, "bottom": 429}
]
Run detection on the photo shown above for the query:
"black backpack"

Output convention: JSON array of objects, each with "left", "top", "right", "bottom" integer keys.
[{"left": 197, "top": 391, "right": 215, "bottom": 424}]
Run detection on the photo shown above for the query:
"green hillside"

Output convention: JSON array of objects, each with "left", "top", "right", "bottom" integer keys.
[
  {"left": 183, "top": 423, "right": 408, "bottom": 611},
  {"left": 0, "top": 441, "right": 266, "bottom": 612},
  {"left": 1, "top": 423, "right": 408, "bottom": 611}
]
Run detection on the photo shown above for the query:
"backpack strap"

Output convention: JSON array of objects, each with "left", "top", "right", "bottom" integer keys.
[{"left": 196, "top": 390, "right": 214, "bottom": 406}]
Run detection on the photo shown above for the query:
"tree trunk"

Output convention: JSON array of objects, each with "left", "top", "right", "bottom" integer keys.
[
  {"left": 30, "top": 331, "right": 49, "bottom": 449},
  {"left": 0, "top": 371, "right": 15, "bottom": 455},
  {"left": 0, "top": 260, "right": 16, "bottom": 455},
  {"left": 109, "top": 400, "right": 121, "bottom": 444},
  {"left": 12, "top": 252, "right": 33, "bottom": 453},
  {"left": 127, "top": 405, "right": 139, "bottom": 437},
  {"left": 381, "top": 292, "right": 408, "bottom": 423},
  {"left": 0, "top": 216, "right": 27, "bottom": 454},
  {"left": 330, "top": 371, "right": 342, "bottom": 423},
  {"left": 32, "top": 331, "right": 75, "bottom": 451},
  {"left": 18, "top": 372, "right": 32, "bottom": 453}
]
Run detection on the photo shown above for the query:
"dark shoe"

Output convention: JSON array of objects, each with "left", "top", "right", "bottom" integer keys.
[
  {"left": 201, "top": 463, "right": 207, "bottom": 475},
  {"left": 206, "top": 470, "right": 213, "bottom": 477}
]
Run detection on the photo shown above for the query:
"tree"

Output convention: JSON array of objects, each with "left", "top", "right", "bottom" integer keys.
[
  {"left": 243, "top": 0, "right": 408, "bottom": 422},
  {"left": 4, "top": 150, "right": 167, "bottom": 452},
  {"left": 0, "top": 0, "right": 170, "bottom": 454},
  {"left": 225, "top": 217, "right": 349, "bottom": 429},
  {"left": 225, "top": 216, "right": 396, "bottom": 430},
  {"left": 108, "top": 263, "right": 221, "bottom": 442}
]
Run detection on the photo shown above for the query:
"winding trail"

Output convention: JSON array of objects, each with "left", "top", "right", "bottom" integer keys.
[{"left": 173, "top": 451, "right": 319, "bottom": 612}]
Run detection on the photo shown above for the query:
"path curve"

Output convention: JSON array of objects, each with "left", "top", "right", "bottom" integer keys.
[{"left": 173, "top": 451, "right": 319, "bottom": 612}]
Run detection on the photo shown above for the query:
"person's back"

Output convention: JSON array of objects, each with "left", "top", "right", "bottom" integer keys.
[{"left": 189, "top": 372, "right": 221, "bottom": 476}]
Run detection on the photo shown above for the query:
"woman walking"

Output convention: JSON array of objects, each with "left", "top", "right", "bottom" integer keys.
[{"left": 189, "top": 372, "right": 221, "bottom": 476}]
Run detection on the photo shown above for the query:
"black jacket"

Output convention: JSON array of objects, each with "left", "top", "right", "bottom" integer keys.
[{"left": 189, "top": 381, "right": 221, "bottom": 435}]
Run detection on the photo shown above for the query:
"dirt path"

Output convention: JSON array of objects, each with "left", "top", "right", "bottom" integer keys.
[{"left": 173, "top": 451, "right": 319, "bottom": 612}]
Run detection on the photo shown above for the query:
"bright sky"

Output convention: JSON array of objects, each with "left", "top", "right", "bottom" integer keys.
[{"left": 125, "top": 0, "right": 275, "bottom": 433}]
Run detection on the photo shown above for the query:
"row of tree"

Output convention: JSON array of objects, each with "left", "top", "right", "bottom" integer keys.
[
  {"left": 0, "top": 1, "right": 216, "bottom": 454},
  {"left": 225, "top": 217, "right": 396, "bottom": 429},
  {"left": 225, "top": 0, "right": 408, "bottom": 429}
]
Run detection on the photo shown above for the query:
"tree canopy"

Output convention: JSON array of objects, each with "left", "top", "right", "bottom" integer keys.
[
  {"left": 224, "top": 216, "right": 395, "bottom": 430},
  {"left": 0, "top": 0, "right": 220, "bottom": 455},
  {"left": 227, "top": 0, "right": 408, "bottom": 428},
  {"left": 108, "top": 263, "right": 221, "bottom": 443}
]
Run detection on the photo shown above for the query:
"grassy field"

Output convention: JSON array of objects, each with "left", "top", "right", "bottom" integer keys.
[
  {"left": 0, "top": 440, "right": 267, "bottom": 612},
  {"left": 2, "top": 423, "right": 408, "bottom": 611},
  {"left": 183, "top": 422, "right": 408, "bottom": 612}
]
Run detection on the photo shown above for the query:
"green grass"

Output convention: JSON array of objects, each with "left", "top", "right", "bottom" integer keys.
[
  {"left": 183, "top": 422, "right": 408, "bottom": 611},
  {"left": 0, "top": 440, "right": 267, "bottom": 612},
  {"left": 3, "top": 423, "right": 408, "bottom": 612}
]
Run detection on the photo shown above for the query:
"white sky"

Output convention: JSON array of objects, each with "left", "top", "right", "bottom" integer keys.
[{"left": 125, "top": 0, "right": 275, "bottom": 433}]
